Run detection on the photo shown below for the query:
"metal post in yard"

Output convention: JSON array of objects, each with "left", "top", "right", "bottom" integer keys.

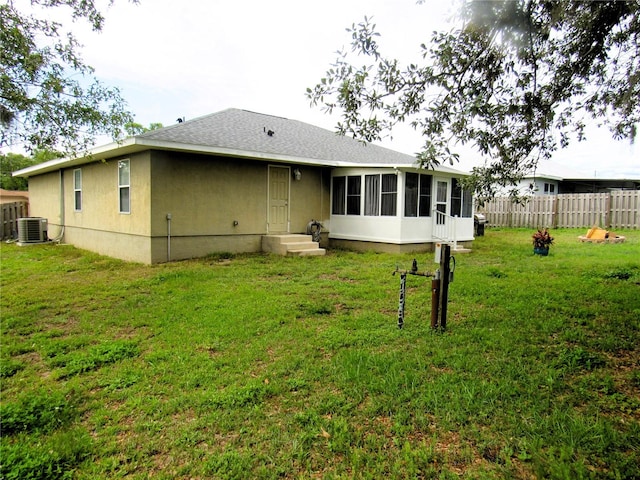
[
  {"left": 393, "top": 261, "right": 435, "bottom": 329},
  {"left": 431, "top": 271, "right": 440, "bottom": 329},
  {"left": 438, "top": 243, "right": 451, "bottom": 330},
  {"left": 397, "top": 272, "right": 407, "bottom": 329}
]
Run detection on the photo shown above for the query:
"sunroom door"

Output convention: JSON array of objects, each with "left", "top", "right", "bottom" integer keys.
[{"left": 435, "top": 178, "right": 449, "bottom": 225}]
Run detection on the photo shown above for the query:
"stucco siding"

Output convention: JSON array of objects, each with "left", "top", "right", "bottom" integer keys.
[
  {"left": 150, "top": 234, "right": 263, "bottom": 263},
  {"left": 28, "top": 174, "right": 63, "bottom": 237},
  {"left": 24, "top": 150, "right": 331, "bottom": 264},
  {"left": 64, "top": 226, "right": 151, "bottom": 264},
  {"left": 289, "top": 166, "right": 331, "bottom": 232},
  {"left": 28, "top": 154, "right": 152, "bottom": 236},
  {"left": 148, "top": 151, "right": 331, "bottom": 262},
  {"left": 70, "top": 153, "right": 151, "bottom": 235},
  {"left": 149, "top": 151, "right": 269, "bottom": 237}
]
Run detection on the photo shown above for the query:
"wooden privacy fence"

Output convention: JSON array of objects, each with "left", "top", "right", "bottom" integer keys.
[
  {"left": 481, "top": 191, "right": 640, "bottom": 229},
  {"left": 1, "top": 201, "right": 29, "bottom": 240}
]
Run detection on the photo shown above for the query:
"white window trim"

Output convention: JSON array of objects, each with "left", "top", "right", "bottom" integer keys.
[
  {"left": 331, "top": 176, "right": 346, "bottom": 215},
  {"left": 334, "top": 173, "right": 399, "bottom": 217},
  {"left": 73, "top": 168, "right": 82, "bottom": 212},
  {"left": 118, "top": 159, "right": 131, "bottom": 214},
  {"left": 404, "top": 172, "right": 433, "bottom": 218},
  {"left": 380, "top": 173, "right": 397, "bottom": 216}
]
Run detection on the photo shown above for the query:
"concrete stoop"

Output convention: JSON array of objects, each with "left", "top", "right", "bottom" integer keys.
[{"left": 262, "top": 234, "right": 326, "bottom": 257}]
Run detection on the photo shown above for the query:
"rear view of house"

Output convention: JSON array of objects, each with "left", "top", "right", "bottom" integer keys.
[{"left": 14, "top": 109, "right": 474, "bottom": 263}]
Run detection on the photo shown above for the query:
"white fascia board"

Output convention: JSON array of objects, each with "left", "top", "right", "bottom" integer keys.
[
  {"left": 13, "top": 137, "right": 341, "bottom": 177},
  {"left": 331, "top": 162, "right": 471, "bottom": 175},
  {"left": 523, "top": 173, "right": 564, "bottom": 181},
  {"left": 333, "top": 162, "right": 416, "bottom": 168},
  {"left": 138, "top": 139, "right": 342, "bottom": 167},
  {"left": 13, "top": 138, "right": 140, "bottom": 177},
  {"left": 13, "top": 136, "right": 471, "bottom": 178}
]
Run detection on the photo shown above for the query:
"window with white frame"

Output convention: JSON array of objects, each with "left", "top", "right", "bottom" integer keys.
[
  {"left": 118, "top": 159, "right": 130, "bottom": 214},
  {"left": 332, "top": 176, "right": 346, "bottom": 215},
  {"left": 380, "top": 174, "right": 397, "bottom": 216},
  {"left": 331, "top": 177, "right": 347, "bottom": 215},
  {"left": 333, "top": 174, "right": 398, "bottom": 216},
  {"left": 543, "top": 182, "right": 556, "bottom": 194},
  {"left": 73, "top": 168, "right": 82, "bottom": 211},
  {"left": 332, "top": 175, "right": 362, "bottom": 215},
  {"left": 451, "top": 178, "right": 473, "bottom": 218},
  {"left": 404, "top": 172, "right": 432, "bottom": 217},
  {"left": 346, "top": 176, "right": 361, "bottom": 215},
  {"left": 364, "top": 175, "right": 380, "bottom": 216},
  {"left": 365, "top": 174, "right": 398, "bottom": 216}
]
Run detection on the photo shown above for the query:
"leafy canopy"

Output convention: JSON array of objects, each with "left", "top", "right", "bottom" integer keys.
[
  {"left": 0, "top": 150, "right": 61, "bottom": 190},
  {"left": 308, "top": 1, "right": 639, "bottom": 203},
  {"left": 1, "top": 0, "right": 137, "bottom": 156}
]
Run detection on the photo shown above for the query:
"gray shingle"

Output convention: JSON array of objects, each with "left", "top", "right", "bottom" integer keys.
[{"left": 139, "top": 108, "right": 420, "bottom": 166}]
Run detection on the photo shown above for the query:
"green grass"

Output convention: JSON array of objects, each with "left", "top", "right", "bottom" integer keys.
[{"left": 1, "top": 228, "right": 639, "bottom": 479}]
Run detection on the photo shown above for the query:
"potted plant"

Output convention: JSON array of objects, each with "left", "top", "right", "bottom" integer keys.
[{"left": 532, "top": 228, "right": 553, "bottom": 255}]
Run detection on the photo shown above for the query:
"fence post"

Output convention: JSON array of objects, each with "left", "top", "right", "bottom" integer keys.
[{"left": 511, "top": 199, "right": 518, "bottom": 228}]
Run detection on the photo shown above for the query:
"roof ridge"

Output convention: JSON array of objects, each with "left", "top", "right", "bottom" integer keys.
[
  {"left": 137, "top": 110, "right": 231, "bottom": 137},
  {"left": 238, "top": 109, "right": 289, "bottom": 121}
]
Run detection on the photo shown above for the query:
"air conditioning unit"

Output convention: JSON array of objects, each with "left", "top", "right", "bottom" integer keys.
[{"left": 17, "top": 217, "right": 49, "bottom": 244}]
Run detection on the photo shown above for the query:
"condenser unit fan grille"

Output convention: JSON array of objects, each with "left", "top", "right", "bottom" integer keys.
[{"left": 17, "top": 217, "right": 48, "bottom": 243}]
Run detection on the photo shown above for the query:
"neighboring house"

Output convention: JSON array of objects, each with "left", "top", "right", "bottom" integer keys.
[
  {"left": 13, "top": 108, "right": 474, "bottom": 264},
  {"left": 515, "top": 171, "right": 639, "bottom": 196},
  {"left": 519, "top": 174, "right": 562, "bottom": 196},
  {"left": 555, "top": 177, "right": 639, "bottom": 194}
]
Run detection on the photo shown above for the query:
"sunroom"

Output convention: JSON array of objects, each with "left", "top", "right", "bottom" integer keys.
[{"left": 328, "top": 167, "right": 474, "bottom": 252}]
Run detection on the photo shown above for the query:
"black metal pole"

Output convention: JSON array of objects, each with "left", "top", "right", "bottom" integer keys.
[
  {"left": 431, "top": 275, "right": 440, "bottom": 329},
  {"left": 438, "top": 244, "right": 451, "bottom": 330},
  {"left": 398, "top": 272, "right": 406, "bottom": 329}
]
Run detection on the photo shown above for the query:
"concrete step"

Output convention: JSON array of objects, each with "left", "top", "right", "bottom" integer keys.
[
  {"left": 288, "top": 248, "right": 326, "bottom": 257},
  {"left": 262, "top": 234, "right": 325, "bottom": 256},
  {"left": 284, "top": 241, "right": 319, "bottom": 250}
]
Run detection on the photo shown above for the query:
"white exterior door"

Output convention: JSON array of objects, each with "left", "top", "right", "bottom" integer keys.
[
  {"left": 268, "top": 166, "right": 290, "bottom": 233},
  {"left": 435, "top": 178, "right": 449, "bottom": 225}
]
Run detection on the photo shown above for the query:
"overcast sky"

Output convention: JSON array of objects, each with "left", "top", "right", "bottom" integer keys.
[{"left": 70, "top": 0, "right": 637, "bottom": 179}]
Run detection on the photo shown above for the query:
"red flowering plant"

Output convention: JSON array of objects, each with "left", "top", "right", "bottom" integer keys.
[{"left": 532, "top": 228, "right": 553, "bottom": 249}]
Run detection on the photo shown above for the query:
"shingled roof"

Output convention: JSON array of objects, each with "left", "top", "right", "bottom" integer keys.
[
  {"left": 15, "top": 108, "right": 468, "bottom": 177},
  {"left": 139, "top": 108, "right": 419, "bottom": 167}
]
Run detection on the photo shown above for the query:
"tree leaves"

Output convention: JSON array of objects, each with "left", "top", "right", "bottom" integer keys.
[
  {"left": 308, "top": 1, "right": 639, "bottom": 203},
  {"left": 0, "top": 1, "right": 137, "bottom": 156}
]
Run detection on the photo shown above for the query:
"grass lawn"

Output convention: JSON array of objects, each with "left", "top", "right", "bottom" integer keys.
[{"left": 1, "top": 228, "right": 639, "bottom": 479}]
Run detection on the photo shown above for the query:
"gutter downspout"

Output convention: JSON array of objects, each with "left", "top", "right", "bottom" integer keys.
[
  {"left": 166, "top": 213, "right": 172, "bottom": 262},
  {"left": 55, "top": 169, "right": 65, "bottom": 242}
]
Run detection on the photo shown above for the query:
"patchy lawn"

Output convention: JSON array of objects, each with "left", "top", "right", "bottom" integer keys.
[{"left": 1, "top": 228, "right": 639, "bottom": 479}]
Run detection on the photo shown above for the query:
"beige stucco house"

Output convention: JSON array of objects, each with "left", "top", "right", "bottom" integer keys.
[{"left": 14, "top": 108, "right": 474, "bottom": 263}]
